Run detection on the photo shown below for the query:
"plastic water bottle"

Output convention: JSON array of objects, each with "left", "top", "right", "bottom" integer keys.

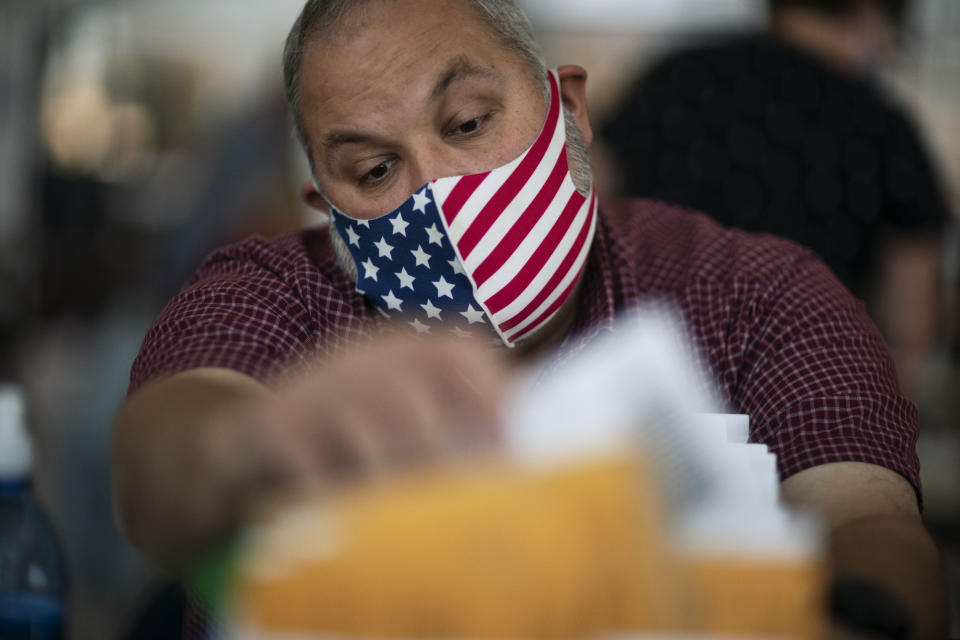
[{"left": 0, "top": 385, "right": 66, "bottom": 639}]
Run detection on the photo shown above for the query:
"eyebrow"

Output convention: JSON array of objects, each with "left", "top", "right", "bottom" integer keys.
[
  {"left": 321, "top": 55, "right": 501, "bottom": 154},
  {"left": 322, "top": 130, "right": 382, "bottom": 150},
  {"left": 431, "top": 55, "right": 500, "bottom": 100}
]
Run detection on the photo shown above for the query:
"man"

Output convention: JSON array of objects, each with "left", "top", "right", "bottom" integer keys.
[
  {"left": 112, "top": 0, "right": 946, "bottom": 637},
  {"left": 600, "top": 0, "right": 950, "bottom": 394}
]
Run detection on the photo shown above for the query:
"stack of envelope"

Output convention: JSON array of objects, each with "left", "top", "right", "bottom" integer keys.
[{"left": 225, "top": 308, "right": 826, "bottom": 639}]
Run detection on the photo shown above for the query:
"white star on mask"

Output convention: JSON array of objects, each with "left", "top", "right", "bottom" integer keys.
[
  {"left": 421, "top": 299, "right": 442, "bottom": 320},
  {"left": 412, "top": 188, "right": 431, "bottom": 213},
  {"left": 390, "top": 213, "right": 409, "bottom": 236},
  {"left": 425, "top": 223, "right": 444, "bottom": 246},
  {"left": 433, "top": 276, "right": 455, "bottom": 299},
  {"left": 461, "top": 304, "right": 485, "bottom": 324},
  {"left": 448, "top": 258, "right": 466, "bottom": 276},
  {"left": 362, "top": 258, "right": 379, "bottom": 281},
  {"left": 409, "top": 318, "right": 431, "bottom": 334},
  {"left": 356, "top": 218, "right": 370, "bottom": 228},
  {"left": 382, "top": 290, "right": 403, "bottom": 311},
  {"left": 411, "top": 245, "right": 431, "bottom": 268},
  {"left": 345, "top": 226, "right": 360, "bottom": 247},
  {"left": 374, "top": 237, "right": 394, "bottom": 260},
  {"left": 396, "top": 267, "right": 415, "bottom": 291}
]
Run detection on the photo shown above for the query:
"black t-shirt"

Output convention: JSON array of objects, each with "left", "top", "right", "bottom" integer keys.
[{"left": 601, "top": 33, "right": 949, "bottom": 295}]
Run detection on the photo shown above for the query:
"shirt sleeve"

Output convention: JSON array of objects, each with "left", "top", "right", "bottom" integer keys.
[
  {"left": 879, "top": 106, "right": 951, "bottom": 233},
  {"left": 600, "top": 54, "right": 687, "bottom": 199},
  {"left": 128, "top": 237, "right": 320, "bottom": 393},
  {"left": 730, "top": 243, "right": 921, "bottom": 499}
]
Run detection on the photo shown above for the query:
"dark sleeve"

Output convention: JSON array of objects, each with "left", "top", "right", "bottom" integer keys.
[
  {"left": 601, "top": 58, "right": 671, "bottom": 155},
  {"left": 600, "top": 53, "right": 698, "bottom": 198},
  {"left": 729, "top": 243, "right": 921, "bottom": 499},
  {"left": 128, "top": 238, "right": 319, "bottom": 393},
  {"left": 879, "top": 106, "right": 951, "bottom": 233}
]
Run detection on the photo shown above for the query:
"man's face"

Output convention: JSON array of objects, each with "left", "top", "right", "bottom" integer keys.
[{"left": 299, "top": 0, "right": 548, "bottom": 219}]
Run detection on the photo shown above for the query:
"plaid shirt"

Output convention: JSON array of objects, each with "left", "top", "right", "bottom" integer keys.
[{"left": 130, "top": 198, "right": 920, "bottom": 638}]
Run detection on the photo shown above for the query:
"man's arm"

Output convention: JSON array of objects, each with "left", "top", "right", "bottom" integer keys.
[
  {"left": 112, "top": 336, "right": 505, "bottom": 575},
  {"left": 871, "top": 234, "right": 942, "bottom": 397},
  {"left": 113, "top": 368, "right": 294, "bottom": 574},
  {"left": 781, "top": 462, "right": 946, "bottom": 639}
]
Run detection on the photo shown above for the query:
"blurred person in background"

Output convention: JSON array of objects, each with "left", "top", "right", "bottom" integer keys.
[
  {"left": 112, "top": 0, "right": 945, "bottom": 637},
  {"left": 601, "top": 0, "right": 952, "bottom": 396}
]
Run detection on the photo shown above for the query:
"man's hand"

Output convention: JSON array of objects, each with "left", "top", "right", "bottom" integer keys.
[
  {"left": 781, "top": 462, "right": 947, "bottom": 639},
  {"left": 112, "top": 334, "right": 507, "bottom": 574}
]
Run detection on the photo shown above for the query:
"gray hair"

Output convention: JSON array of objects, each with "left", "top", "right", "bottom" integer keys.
[
  {"left": 286, "top": 0, "right": 594, "bottom": 281},
  {"left": 283, "top": 0, "right": 548, "bottom": 161}
]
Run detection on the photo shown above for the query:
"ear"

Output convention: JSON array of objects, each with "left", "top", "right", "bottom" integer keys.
[
  {"left": 556, "top": 65, "right": 592, "bottom": 148},
  {"left": 301, "top": 178, "right": 330, "bottom": 214}
]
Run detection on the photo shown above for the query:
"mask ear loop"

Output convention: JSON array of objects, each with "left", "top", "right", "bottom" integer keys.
[
  {"left": 311, "top": 177, "right": 330, "bottom": 209},
  {"left": 311, "top": 177, "right": 342, "bottom": 224},
  {"left": 318, "top": 179, "right": 362, "bottom": 282}
]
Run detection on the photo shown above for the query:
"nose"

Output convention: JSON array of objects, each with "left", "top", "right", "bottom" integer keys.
[{"left": 405, "top": 141, "right": 472, "bottom": 192}]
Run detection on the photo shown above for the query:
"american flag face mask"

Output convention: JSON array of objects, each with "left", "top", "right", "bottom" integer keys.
[{"left": 328, "top": 69, "right": 598, "bottom": 348}]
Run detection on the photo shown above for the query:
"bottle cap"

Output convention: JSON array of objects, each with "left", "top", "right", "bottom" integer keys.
[{"left": 0, "top": 385, "right": 32, "bottom": 479}]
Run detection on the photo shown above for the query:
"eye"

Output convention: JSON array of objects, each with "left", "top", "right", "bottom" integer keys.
[
  {"left": 447, "top": 112, "right": 493, "bottom": 138},
  {"left": 359, "top": 158, "right": 396, "bottom": 186}
]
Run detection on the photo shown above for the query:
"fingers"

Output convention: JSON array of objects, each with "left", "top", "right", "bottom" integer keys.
[{"left": 268, "top": 333, "right": 508, "bottom": 491}]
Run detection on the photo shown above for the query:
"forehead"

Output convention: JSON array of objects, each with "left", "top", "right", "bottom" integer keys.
[{"left": 298, "top": 0, "right": 529, "bottom": 138}]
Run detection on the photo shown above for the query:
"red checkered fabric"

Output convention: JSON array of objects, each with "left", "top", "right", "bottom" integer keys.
[
  {"left": 131, "top": 197, "right": 920, "bottom": 492},
  {"left": 130, "top": 198, "right": 920, "bottom": 638}
]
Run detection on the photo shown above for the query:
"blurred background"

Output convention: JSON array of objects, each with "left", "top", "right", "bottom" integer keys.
[{"left": 0, "top": 0, "right": 957, "bottom": 637}]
